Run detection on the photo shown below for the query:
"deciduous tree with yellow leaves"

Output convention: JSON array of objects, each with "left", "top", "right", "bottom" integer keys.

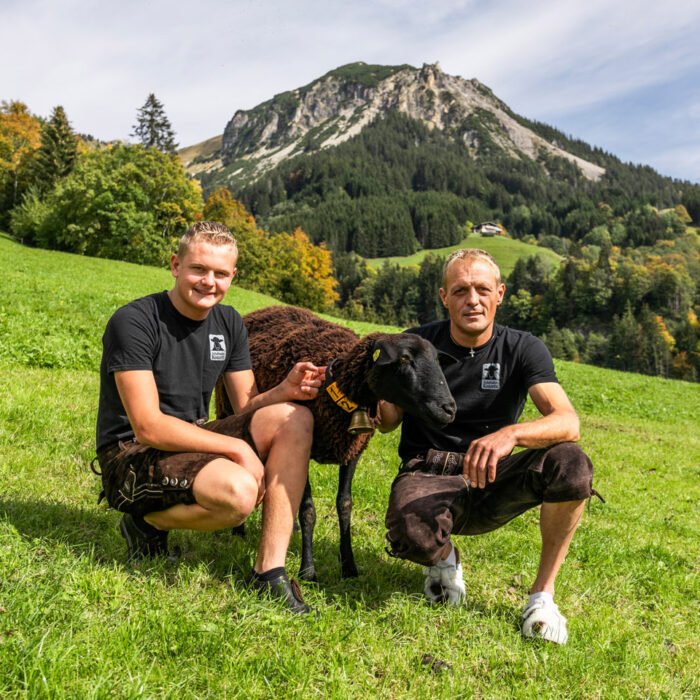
[
  {"left": 203, "top": 187, "right": 338, "bottom": 310},
  {"left": 0, "top": 101, "right": 41, "bottom": 225}
]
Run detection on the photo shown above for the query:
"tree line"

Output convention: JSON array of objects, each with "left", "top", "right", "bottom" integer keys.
[
  {"left": 498, "top": 238, "right": 700, "bottom": 381},
  {"left": 0, "top": 97, "right": 338, "bottom": 311},
  {"left": 202, "top": 110, "right": 700, "bottom": 257},
  {"left": 327, "top": 232, "right": 699, "bottom": 381}
]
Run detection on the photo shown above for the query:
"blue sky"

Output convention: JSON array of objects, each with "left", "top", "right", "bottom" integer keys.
[{"left": 3, "top": 0, "right": 699, "bottom": 183}]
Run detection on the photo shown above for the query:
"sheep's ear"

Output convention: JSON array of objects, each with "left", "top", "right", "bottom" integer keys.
[{"left": 371, "top": 339, "right": 401, "bottom": 366}]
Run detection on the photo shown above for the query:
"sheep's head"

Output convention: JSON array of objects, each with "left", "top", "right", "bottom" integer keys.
[{"left": 367, "top": 334, "right": 456, "bottom": 429}]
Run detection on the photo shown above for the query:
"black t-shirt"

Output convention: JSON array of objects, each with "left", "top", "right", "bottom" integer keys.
[
  {"left": 399, "top": 321, "right": 558, "bottom": 461},
  {"left": 96, "top": 291, "right": 251, "bottom": 451}
]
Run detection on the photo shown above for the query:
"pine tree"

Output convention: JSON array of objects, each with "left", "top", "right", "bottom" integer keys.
[
  {"left": 131, "top": 94, "right": 178, "bottom": 153},
  {"left": 30, "top": 105, "right": 78, "bottom": 194},
  {"left": 607, "top": 302, "right": 643, "bottom": 372},
  {"left": 416, "top": 254, "right": 447, "bottom": 324}
]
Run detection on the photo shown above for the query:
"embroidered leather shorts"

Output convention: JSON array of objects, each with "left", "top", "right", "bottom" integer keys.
[
  {"left": 95, "top": 413, "right": 257, "bottom": 518},
  {"left": 385, "top": 442, "right": 597, "bottom": 566}
]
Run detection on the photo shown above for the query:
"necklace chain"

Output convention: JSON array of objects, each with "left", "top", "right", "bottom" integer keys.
[
  {"left": 449, "top": 329, "right": 495, "bottom": 358},
  {"left": 450, "top": 330, "right": 478, "bottom": 358}
]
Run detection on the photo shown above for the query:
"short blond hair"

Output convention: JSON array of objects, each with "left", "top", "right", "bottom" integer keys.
[
  {"left": 178, "top": 221, "right": 238, "bottom": 258},
  {"left": 442, "top": 248, "right": 501, "bottom": 287}
]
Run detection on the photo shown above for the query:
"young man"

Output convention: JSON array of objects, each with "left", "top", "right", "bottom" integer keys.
[
  {"left": 95, "top": 221, "right": 324, "bottom": 615},
  {"left": 380, "top": 249, "right": 597, "bottom": 643}
]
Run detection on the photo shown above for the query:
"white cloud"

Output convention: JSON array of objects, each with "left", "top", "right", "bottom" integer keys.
[
  {"left": 434, "top": 0, "right": 700, "bottom": 112},
  {"left": 2, "top": 0, "right": 699, "bottom": 181}
]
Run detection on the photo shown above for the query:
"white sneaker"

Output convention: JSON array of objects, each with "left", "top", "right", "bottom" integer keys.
[
  {"left": 521, "top": 597, "right": 568, "bottom": 644},
  {"left": 423, "top": 548, "right": 465, "bottom": 605}
]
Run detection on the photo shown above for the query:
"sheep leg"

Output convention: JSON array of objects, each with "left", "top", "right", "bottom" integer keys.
[
  {"left": 298, "top": 477, "right": 317, "bottom": 582},
  {"left": 337, "top": 455, "right": 360, "bottom": 578}
]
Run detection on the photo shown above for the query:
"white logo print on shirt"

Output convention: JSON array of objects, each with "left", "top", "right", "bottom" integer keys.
[
  {"left": 209, "top": 334, "right": 226, "bottom": 361},
  {"left": 481, "top": 363, "right": 500, "bottom": 390}
]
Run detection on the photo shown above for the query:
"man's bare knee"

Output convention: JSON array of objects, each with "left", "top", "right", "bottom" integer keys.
[
  {"left": 194, "top": 459, "right": 259, "bottom": 525},
  {"left": 278, "top": 404, "right": 314, "bottom": 443},
  {"left": 250, "top": 403, "right": 314, "bottom": 455},
  {"left": 225, "top": 474, "right": 258, "bottom": 520}
]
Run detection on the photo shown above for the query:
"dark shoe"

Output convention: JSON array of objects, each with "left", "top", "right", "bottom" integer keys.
[
  {"left": 119, "top": 513, "right": 178, "bottom": 562},
  {"left": 246, "top": 569, "right": 317, "bottom": 616}
]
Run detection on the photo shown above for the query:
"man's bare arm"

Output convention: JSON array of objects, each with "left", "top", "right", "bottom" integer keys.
[
  {"left": 115, "top": 370, "right": 258, "bottom": 464},
  {"left": 222, "top": 362, "right": 326, "bottom": 416},
  {"left": 515, "top": 382, "right": 580, "bottom": 446},
  {"left": 464, "top": 382, "right": 580, "bottom": 489}
]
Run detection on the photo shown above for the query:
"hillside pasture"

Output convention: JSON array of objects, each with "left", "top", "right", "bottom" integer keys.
[
  {"left": 365, "top": 234, "right": 561, "bottom": 277},
  {"left": 0, "top": 235, "right": 698, "bottom": 698}
]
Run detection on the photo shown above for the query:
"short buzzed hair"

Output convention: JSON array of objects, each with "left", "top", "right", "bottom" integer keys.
[
  {"left": 442, "top": 248, "right": 502, "bottom": 287},
  {"left": 177, "top": 221, "right": 238, "bottom": 258}
]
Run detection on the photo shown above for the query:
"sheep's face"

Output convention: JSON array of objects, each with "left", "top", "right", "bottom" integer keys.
[{"left": 368, "top": 335, "right": 456, "bottom": 429}]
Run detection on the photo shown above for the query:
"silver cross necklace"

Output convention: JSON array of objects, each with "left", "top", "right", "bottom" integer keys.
[{"left": 450, "top": 330, "right": 477, "bottom": 358}]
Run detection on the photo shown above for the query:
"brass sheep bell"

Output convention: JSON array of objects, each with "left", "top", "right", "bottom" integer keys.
[{"left": 348, "top": 407, "right": 373, "bottom": 435}]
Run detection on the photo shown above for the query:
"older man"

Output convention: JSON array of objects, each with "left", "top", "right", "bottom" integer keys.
[{"left": 379, "top": 249, "right": 598, "bottom": 643}]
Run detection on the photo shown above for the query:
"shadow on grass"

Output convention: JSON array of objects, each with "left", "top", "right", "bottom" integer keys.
[
  {"left": 0, "top": 496, "right": 523, "bottom": 623},
  {"left": 205, "top": 519, "right": 409, "bottom": 609},
  {"left": 0, "top": 497, "right": 404, "bottom": 604},
  {"left": 285, "top": 534, "right": 521, "bottom": 619},
  {"left": 0, "top": 496, "right": 252, "bottom": 575},
  {"left": 0, "top": 496, "right": 117, "bottom": 560}
]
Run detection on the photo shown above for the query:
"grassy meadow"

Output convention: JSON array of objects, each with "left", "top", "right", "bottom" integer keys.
[
  {"left": 0, "top": 233, "right": 698, "bottom": 698},
  {"left": 365, "top": 234, "right": 561, "bottom": 276}
]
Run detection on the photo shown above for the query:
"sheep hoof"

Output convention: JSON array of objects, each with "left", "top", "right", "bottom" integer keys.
[
  {"left": 341, "top": 563, "right": 359, "bottom": 579},
  {"left": 299, "top": 566, "right": 317, "bottom": 582}
]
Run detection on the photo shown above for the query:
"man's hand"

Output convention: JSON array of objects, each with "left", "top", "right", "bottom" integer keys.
[
  {"left": 375, "top": 400, "right": 404, "bottom": 433},
  {"left": 462, "top": 383, "right": 580, "bottom": 489},
  {"left": 463, "top": 426, "right": 517, "bottom": 489},
  {"left": 281, "top": 361, "right": 326, "bottom": 401},
  {"left": 223, "top": 363, "right": 326, "bottom": 416}
]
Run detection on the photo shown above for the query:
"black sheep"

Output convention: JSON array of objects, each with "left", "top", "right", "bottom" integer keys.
[{"left": 215, "top": 305, "right": 456, "bottom": 580}]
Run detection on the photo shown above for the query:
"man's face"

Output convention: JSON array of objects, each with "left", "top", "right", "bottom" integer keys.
[
  {"left": 439, "top": 258, "right": 505, "bottom": 345},
  {"left": 169, "top": 240, "right": 237, "bottom": 320}
]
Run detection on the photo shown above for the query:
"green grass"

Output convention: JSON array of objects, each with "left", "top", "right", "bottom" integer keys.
[
  {"left": 365, "top": 235, "right": 562, "bottom": 278},
  {"left": 0, "top": 233, "right": 388, "bottom": 371},
  {"left": 1, "top": 234, "right": 699, "bottom": 697}
]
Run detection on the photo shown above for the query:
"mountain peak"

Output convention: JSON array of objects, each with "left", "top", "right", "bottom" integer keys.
[{"left": 190, "top": 62, "right": 605, "bottom": 187}]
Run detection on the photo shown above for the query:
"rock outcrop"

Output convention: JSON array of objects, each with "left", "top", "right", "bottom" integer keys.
[{"left": 214, "top": 62, "right": 604, "bottom": 183}]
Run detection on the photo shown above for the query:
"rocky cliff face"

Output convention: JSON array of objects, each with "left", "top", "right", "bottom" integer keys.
[{"left": 197, "top": 62, "right": 604, "bottom": 184}]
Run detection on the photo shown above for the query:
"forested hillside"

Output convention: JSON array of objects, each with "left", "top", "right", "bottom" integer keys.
[
  {"left": 198, "top": 105, "right": 700, "bottom": 381},
  {"left": 215, "top": 109, "right": 698, "bottom": 258}
]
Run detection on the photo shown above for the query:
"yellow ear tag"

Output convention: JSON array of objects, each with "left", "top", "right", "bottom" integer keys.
[{"left": 373, "top": 349, "right": 381, "bottom": 362}]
